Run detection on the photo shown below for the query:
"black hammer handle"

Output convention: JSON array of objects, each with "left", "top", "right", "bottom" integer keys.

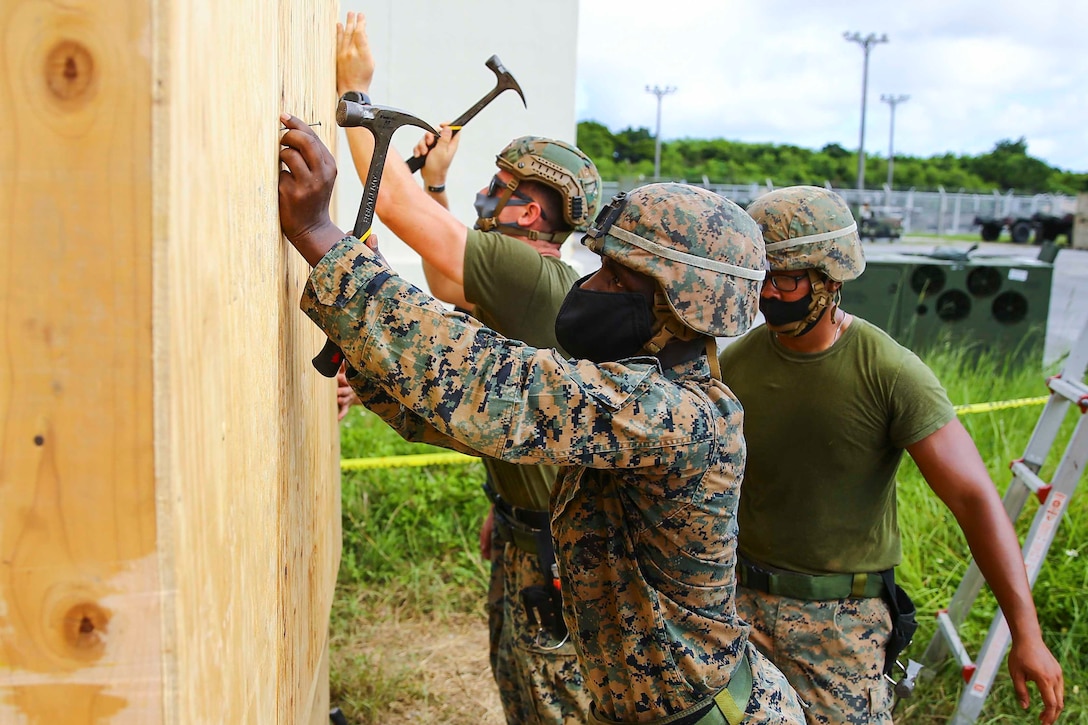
[{"left": 312, "top": 93, "right": 436, "bottom": 378}]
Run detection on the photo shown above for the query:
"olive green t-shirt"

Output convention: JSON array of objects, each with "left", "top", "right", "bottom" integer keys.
[
  {"left": 718, "top": 318, "right": 956, "bottom": 574},
  {"left": 463, "top": 229, "right": 579, "bottom": 357},
  {"left": 462, "top": 229, "right": 581, "bottom": 511}
]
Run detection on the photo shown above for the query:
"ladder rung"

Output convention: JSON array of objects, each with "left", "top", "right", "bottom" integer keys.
[
  {"left": 1047, "top": 375, "right": 1088, "bottom": 412},
  {"left": 936, "top": 610, "right": 975, "bottom": 681},
  {"left": 1009, "top": 460, "right": 1053, "bottom": 503}
]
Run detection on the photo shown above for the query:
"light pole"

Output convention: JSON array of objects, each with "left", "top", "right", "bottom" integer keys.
[
  {"left": 880, "top": 94, "right": 910, "bottom": 189},
  {"left": 843, "top": 31, "right": 888, "bottom": 192},
  {"left": 645, "top": 85, "right": 676, "bottom": 180}
]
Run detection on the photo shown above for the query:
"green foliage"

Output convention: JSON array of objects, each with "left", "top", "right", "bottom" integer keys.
[
  {"left": 577, "top": 122, "right": 1088, "bottom": 193},
  {"left": 611, "top": 126, "right": 656, "bottom": 164},
  {"left": 331, "top": 351, "right": 1087, "bottom": 722},
  {"left": 337, "top": 406, "right": 489, "bottom": 613},
  {"left": 575, "top": 120, "right": 616, "bottom": 169}
]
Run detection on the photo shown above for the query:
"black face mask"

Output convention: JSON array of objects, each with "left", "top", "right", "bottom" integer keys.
[
  {"left": 555, "top": 274, "right": 655, "bottom": 363},
  {"left": 473, "top": 192, "right": 529, "bottom": 228},
  {"left": 760, "top": 292, "right": 814, "bottom": 328}
]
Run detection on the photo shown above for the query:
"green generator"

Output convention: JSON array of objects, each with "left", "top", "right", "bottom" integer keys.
[{"left": 839, "top": 249, "right": 1053, "bottom": 366}]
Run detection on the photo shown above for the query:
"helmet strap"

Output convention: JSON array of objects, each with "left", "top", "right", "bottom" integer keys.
[
  {"left": 475, "top": 181, "right": 517, "bottom": 234},
  {"left": 642, "top": 291, "right": 700, "bottom": 355},
  {"left": 490, "top": 223, "right": 569, "bottom": 244},
  {"left": 478, "top": 176, "right": 569, "bottom": 243},
  {"left": 706, "top": 338, "right": 722, "bottom": 382}
]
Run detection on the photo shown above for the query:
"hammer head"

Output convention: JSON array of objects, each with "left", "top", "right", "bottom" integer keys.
[
  {"left": 336, "top": 94, "right": 438, "bottom": 139},
  {"left": 484, "top": 54, "right": 527, "bottom": 108}
]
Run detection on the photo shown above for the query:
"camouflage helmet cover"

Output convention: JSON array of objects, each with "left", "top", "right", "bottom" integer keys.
[
  {"left": 583, "top": 183, "right": 766, "bottom": 337},
  {"left": 746, "top": 185, "right": 865, "bottom": 282},
  {"left": 496, "top": 136, "right": 602, "bottom": 231}
]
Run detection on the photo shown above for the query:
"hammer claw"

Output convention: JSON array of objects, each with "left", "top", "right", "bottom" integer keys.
[{"left": 407, "top": 54, "right": 525, "bottom": 173}]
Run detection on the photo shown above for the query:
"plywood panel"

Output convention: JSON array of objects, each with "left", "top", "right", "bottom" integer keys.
[
  {"left": 162, "top": 0, "right": 340, "bottom": 722},
  {"left": 275, "top": 5, "right": 341, "bottom": 722},
  {"left": 1, "top": 0, "right": 340, "bottom": 722},
  {"left": 0, "top": 0, "right": 161, "bottom": 722}
]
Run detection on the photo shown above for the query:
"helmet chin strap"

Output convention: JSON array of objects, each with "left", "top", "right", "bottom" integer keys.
[
  {"left": 772, "top": 269, "right": 836, "bottom": 338},
  {"left": 476, "top": 178, "right": 569, "bottom": 243},
  {"left": 640, "top": 292, "right": 722, "bottom": 380}
]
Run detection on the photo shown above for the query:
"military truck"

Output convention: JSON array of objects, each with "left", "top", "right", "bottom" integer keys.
[
  {"left": 972, "top": 212, "right": 1073, "bottom": 244},
  {"left": 856, "top": 204, "right": 903, "bottom": 242}
]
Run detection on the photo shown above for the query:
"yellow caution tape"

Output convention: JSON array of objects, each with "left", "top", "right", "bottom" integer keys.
[
  {"left": 340, "top": 396, "right": 1050, "bottom": 471},
  {"left": 954, "top": 396, "right": 1048, "bottom": 415},
  {"left": 340, "top": 451, "right": 479, "bottom": 471}
]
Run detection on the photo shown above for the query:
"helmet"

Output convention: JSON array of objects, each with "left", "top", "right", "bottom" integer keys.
[
  {"left": 583, "top": 183, "right": 766, "bottom": 338},
  {"left": 496, "top": 137, "right": 602, "bottom": 232},
  {"left": 746, "top": 185, "right": 865, "bottom": 281}
]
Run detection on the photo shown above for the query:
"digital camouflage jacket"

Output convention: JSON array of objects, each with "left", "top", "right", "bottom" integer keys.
[{"left": 303, "top": 237, "right": 754, "bottom": 720}]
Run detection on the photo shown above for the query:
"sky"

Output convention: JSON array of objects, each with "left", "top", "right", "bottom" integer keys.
[{"left": 576, "top": 0, "right": 1088, "bottom": 173}]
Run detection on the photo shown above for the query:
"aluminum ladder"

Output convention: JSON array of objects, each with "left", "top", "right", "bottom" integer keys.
[{"left": 918, "top": 317, "right": 1088, "bottom": 723}]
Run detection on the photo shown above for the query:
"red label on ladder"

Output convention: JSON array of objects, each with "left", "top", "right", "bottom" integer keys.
[
  {"left": 970, "top": 618, "right": 1010, "bottom": 695},
  {"left": 1025, "top": 493, "right": 1068, "bottom": 572}
]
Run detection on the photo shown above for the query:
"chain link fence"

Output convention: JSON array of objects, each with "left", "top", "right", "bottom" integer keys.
[{"left": 600, "top": 180, "right": 1076, "bottom": 237}]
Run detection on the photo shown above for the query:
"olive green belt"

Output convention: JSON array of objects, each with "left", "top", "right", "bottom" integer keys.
[
  {"left": 739, "top": 560, "right": 889, "bottom": 601},
  {"left": 587, "top": 652, "right": 753, "bottom": 725}
]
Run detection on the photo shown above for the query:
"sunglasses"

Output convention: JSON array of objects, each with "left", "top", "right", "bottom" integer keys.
[{"left": 487, "top": 175, "right": 534, "bottom": 205}]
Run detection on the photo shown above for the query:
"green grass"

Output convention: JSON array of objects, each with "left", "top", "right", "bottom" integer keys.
[
  {"left": 336, "top": 408, "right": 489, "bottom": 613},
  {"left": 331, "top": 349, "right": 1087, "bottom": 723},
  {"left": 905, "top": 232, "right": 987, "bottom": 244}
]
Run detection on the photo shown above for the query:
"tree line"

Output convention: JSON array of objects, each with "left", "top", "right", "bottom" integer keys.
[{"left": 576, "top": 121, "right": 1088, "bottom": 196}]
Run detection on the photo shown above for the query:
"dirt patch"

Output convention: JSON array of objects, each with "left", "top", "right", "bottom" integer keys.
[{"left": 331, "top": 606, "right": 503, "bottom": 725}]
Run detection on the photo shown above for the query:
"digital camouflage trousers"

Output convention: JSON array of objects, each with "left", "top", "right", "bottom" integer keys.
[
  {"left": 737, "top": 587, "right": 894, "bottom": 724},
  {"left": 487, "top": 529, "right": 592, "bottom": 724}
]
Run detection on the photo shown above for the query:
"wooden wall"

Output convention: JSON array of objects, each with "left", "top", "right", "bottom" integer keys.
[{"left": 0, "top": 1, "right": 341, "bottom": 722}]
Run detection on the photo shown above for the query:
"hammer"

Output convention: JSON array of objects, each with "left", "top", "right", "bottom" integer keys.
[
  {"left": 311, "top": 92, "right": 437, "bottom": 377},
  {"left": 405, "top": 54, "right": 526, "bottom": 173}
]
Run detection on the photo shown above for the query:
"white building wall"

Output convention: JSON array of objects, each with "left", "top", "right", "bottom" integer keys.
[{"left": 336, "top": 0, "right": 581, "bottom": 291}]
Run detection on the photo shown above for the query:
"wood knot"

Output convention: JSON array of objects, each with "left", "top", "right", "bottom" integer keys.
[
  {"left": 45, "top": 40, "right": 95, "bottom": 103},
  {"left": 63, "top": 602, "right": 108, "bottom": 659}
]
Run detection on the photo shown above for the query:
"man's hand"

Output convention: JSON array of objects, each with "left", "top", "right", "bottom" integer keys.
[
  {"left": 336, "top": 364, "right": 360, "bottom": 421},
  {"left": 278, "top": 114, "right": 345, "bottom": 266},
  {"left": 1008, "top": 637, "right": 1064, "bottom": 724},
  {"left": 336, "top": 12, "right": 375, "bottom": 98},
  {"left": 479, "top": 506, "right": 495, "bottom": 561},
  {"left": 414, "top": 123, "right": 462, "bottom": 192}
]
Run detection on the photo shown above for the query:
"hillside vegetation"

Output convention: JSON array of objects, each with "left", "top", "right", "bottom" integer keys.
[{"left": 577, "top": 122, "right": 1088, "bottom": 195}]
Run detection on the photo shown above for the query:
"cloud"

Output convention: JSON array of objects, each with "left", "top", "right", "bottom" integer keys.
[{"left": 577, "top": 0, "right": 1088, "bottom": 171}]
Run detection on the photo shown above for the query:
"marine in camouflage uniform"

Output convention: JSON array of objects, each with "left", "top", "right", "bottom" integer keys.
[
  {"left": 461, "top": 137, "right": 603, "bottom": 725},
  {"left": 717, "top": 186, "right": 1065, "bottom": 724},
  {"left": 277, "top": 129, "right": 805, "bottom": 724},
  {"left": 335, "top": 18, "right": 603, "bottom": 720}
]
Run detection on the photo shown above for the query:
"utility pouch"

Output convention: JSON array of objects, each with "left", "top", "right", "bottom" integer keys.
[
  {"left": 879, "top": 569, "right": 918, "bottom": 676},
  {"left": 521, "top": 584, "right": 568, "bottom": 648}
]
